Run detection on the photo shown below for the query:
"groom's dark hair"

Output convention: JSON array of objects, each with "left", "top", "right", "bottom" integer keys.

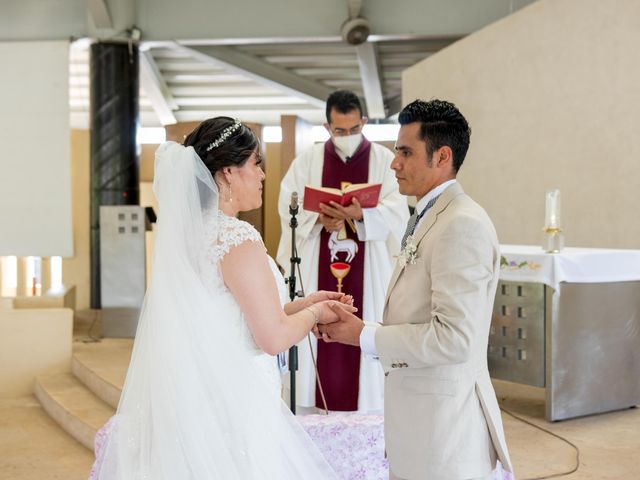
[
  {"left": 184, "top": 117, "right": 261, "bottom": 176},
  {"left": 398, "top": 99, "right": 471, "bottom": 172}
]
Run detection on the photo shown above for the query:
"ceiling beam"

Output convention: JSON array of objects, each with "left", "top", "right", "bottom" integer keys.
[
  {"left": 176, "top": 44, "right": 333, "bottom": 108},
  {"left": 139, "top": 50, "right": 178, "bottom": 125},
  {"left": 355, "top": 42, "right": 385, "bottom": 119},
  {"left": 385, "top": 94, "right": 403, "bottom": 118},
  {"left": 88, "top": 0, "right": 113, "bottom": 30}
]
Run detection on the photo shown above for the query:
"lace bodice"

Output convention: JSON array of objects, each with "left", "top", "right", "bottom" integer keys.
[
  {"left": 205, "top": 210, "right": 264, "bottom": 263},
  {"left": 200, "top": 210, "right": 286, "bottom": 394}
]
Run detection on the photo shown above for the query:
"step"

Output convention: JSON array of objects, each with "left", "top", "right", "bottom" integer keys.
[
  {"left": 34, "top": 372, "right": 115, "bottom": 451},
  {"left": 72, "top": 338, "right": 132, "bottom": 408}
]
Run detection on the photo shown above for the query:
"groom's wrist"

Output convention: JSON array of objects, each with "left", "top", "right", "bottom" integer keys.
[{"left": 360, "top": 323, "right": 380, "bottom": 356}]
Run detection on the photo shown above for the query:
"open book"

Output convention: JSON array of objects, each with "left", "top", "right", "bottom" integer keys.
[{"left": 303, "top": 183, "right": 382, "bottom": 213}]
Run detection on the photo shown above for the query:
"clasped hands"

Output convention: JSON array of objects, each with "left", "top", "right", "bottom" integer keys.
[
  {"left": 318, "top": 198, "right": 363, "bottom": 232},
  {"left": 303, "top": 290, "right": 365, "bottom": 347}
]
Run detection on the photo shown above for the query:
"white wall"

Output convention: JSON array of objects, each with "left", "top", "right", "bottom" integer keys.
[
  {"left": 403, "top": 0, "right": 640, "bottom": 249},
  {"left": 0, "top": 41, "right": 73, "bottom": 257}
]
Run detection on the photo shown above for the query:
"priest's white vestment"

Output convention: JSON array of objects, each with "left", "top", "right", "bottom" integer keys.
[{"left": 277, "top": 141, "right": 409, "bottom": 412}]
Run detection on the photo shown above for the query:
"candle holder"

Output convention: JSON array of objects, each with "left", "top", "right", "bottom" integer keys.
[
  {"left": 543, "top": 226, "right": 564, "bottom": 254},
  {"left": 542, "top": 189, "right": 564, "bottom": 253}
]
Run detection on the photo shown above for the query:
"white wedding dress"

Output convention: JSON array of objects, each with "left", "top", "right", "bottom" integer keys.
[{"left": 91, "top": 142, "right": 337, "bottom": 479}]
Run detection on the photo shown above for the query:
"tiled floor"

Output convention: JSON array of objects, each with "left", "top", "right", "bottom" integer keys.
[
  {"left": 0, "top": 396, "right": 94, "bottom": 480},
  {"left": 1, "top": 312, "right": 637, "bottom": 480},
  {"left": 493, "top": 379, "right": 639, "bottom": 479},
  {"left": 2, "top": 382, "right": 638, "bottom": 479}
]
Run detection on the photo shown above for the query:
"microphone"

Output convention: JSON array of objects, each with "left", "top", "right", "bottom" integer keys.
[{"left": 289, "top": 191, "right": 299, "bottom": 215}]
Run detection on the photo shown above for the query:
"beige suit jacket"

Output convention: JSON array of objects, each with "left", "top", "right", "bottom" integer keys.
[{"left": 375, "top": 182, "right": 513, "bottom": 479}]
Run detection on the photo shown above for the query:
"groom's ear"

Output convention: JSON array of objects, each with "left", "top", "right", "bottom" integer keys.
[{"left": 435, "top": 146, "right": 453, "bottom": 169}]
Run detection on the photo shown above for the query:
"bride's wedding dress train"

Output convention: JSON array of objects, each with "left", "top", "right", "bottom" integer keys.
[{"left": 90, "top": 142, "right": 338, "bottom": 479}]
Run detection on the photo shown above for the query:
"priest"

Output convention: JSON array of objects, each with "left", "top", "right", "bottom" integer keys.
[{"left": 277, "top": 90, "right": 409, "bottom": 412}]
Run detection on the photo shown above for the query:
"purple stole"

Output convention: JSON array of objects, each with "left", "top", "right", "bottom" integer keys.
[{"left": 316, "top": 138, "right": 371, "bottom": 411}]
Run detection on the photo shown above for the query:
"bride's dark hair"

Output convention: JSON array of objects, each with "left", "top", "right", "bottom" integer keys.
[{"left": 183, "top": 116, "right": 260, "bottom": 176}]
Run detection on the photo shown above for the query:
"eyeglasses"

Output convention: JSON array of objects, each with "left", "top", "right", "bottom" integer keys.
[{"left": 330, "top": 124, "right": 363, "bottom": 137}]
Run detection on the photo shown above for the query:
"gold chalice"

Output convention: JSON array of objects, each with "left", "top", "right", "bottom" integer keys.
[{"left": 330, "top": 262, "right": 351, "bottom": 293}]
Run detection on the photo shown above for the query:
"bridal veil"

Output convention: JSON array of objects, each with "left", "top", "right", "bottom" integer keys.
[{"left": 92, "top": 142, "right": 337, "bottom": 479}]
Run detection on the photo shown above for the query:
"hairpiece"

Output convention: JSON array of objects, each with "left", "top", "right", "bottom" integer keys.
[{"left": 206, "top": 119, "right": 242, "bottom": 151}]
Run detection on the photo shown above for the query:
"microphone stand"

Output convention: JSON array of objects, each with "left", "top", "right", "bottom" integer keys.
[{"left": 287, "top": 199, "right": 303, "bottom": 414}]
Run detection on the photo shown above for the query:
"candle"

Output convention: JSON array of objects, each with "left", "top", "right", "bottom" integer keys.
[{"left": 545, "top": 189, "right": 561, "bottom": 229}]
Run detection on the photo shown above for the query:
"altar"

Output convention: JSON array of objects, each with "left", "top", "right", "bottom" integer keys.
[{"left": 489, "top": 245, "right": 640, "bottom": 421}]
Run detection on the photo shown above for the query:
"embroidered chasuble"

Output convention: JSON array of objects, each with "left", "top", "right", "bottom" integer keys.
[{"left": 316, "top": 138, "right": 371, "bottom": 411}]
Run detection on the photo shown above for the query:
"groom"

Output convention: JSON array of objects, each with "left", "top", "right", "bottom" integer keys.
[{"left": 319, "top": 99, "right": 514, "bottom": 480}]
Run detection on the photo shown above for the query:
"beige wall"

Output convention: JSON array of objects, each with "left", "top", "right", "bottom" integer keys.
[
  {"left": 0, "top": 308, "right": 73, "bottom": 396},
  {"left": 62, "top": 130, "right": 90, "bottom": 310},
  {"left": 403, "top": 0, "right": 640, "bottom": 249}
]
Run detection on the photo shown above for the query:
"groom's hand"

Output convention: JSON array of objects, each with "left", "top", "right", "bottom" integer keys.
[
  {"left": 314, "top": 300, "right": 358, "bottom": 325},
  {"left": 316, "top": 302, "right": 364, "bottom": 347}
]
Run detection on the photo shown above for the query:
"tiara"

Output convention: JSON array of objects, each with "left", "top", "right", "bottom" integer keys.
[{"left": 206, "top": 119, "right": 242, "bottom": 151}]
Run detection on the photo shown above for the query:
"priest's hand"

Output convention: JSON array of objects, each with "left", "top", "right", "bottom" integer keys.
[
  {"left": 314, "top": 303, "right": 364, "bottom": 347},
  {"left": 320, "top": 197, "right": 363, "bottom": 221},
  {"left": 318, "top": 213, "right": 344, "bottom": 232}
]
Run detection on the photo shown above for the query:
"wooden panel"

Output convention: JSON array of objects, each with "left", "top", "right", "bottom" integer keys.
[{"left": 280, "top": 115, "right": 314, "bottom": 177}]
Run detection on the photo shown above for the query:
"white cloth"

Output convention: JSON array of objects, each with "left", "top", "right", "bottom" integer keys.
[
  {"left": 360, "top": 323, "right": 380, "bottom": 357},
  {"left": 499, "top": 244, "right": 640, "bottom": 291},
  {"left": 360, "top": 179, "right": 458, "bottom": 356},
  {"left": 277, "top": 141, "right": 409, "bottom": 412},
  {"left": 93, "top": 142, "right": 337, "bottom": 480}
]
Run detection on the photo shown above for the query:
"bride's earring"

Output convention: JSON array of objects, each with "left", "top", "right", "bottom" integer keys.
[{"left": 226, "top": 183, "right": 233, "bottom": 203}]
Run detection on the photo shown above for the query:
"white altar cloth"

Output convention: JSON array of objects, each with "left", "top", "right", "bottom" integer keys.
[{"left": 499, "top": 245, "right": 640, "bottom": 291}]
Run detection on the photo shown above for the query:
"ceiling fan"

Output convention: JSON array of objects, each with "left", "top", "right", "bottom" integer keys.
[{"left": 341, "top": 0, "right": 371, "bottom": 45}]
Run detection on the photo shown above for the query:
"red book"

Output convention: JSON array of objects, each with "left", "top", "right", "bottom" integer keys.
[{"left": 303, "top": 183, "right": 382, "bottom": 213}]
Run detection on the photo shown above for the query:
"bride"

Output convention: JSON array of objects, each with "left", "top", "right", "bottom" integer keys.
[{"left": 91, "top": 117, "right": 354, "bottom": 479}]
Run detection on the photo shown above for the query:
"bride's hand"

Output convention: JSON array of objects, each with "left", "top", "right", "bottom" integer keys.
[
  {"left": 311, "top": 300, "right": 357, "bottom": 326},
  {"left": 285, "top": 292, "right": 353, "bottom": 316},
  {"left": 307, "top": 290, "right": 354, "bottom": 307}
]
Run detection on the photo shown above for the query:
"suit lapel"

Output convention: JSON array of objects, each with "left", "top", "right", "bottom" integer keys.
[
  {"left": 411, "top": 182, "right": 464, "bottom": 246},
  {"left": 384, "top": 260, "right": 404, "bottom": 310},
  {"left": 383, "top": 183, "right": 465, "bottom": 317}
]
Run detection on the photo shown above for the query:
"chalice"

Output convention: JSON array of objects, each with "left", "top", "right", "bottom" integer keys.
[{"left": 330, "top": 262, "right": 351, "bottom": 293}]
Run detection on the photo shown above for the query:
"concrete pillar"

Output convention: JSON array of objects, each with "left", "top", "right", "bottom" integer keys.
[
  {"left": 0, "top": 257, "right": 5, "bottom": 297},
  {"left": 40, "top": 257, "right": 52, "bottom": 295},
  {"left": 16, "top": 257, "right": 29, "bottom": 297},
  {"left": 90, "top": 41, "right": 140, "bottom": 308}
]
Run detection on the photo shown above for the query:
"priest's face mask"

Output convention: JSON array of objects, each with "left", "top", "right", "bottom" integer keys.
[
  {"left": 392, "top": 122, "right": 454, "bottom": 201},
  {"left": 324, "top": 108, "right": 368, "bottom": 158}
]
